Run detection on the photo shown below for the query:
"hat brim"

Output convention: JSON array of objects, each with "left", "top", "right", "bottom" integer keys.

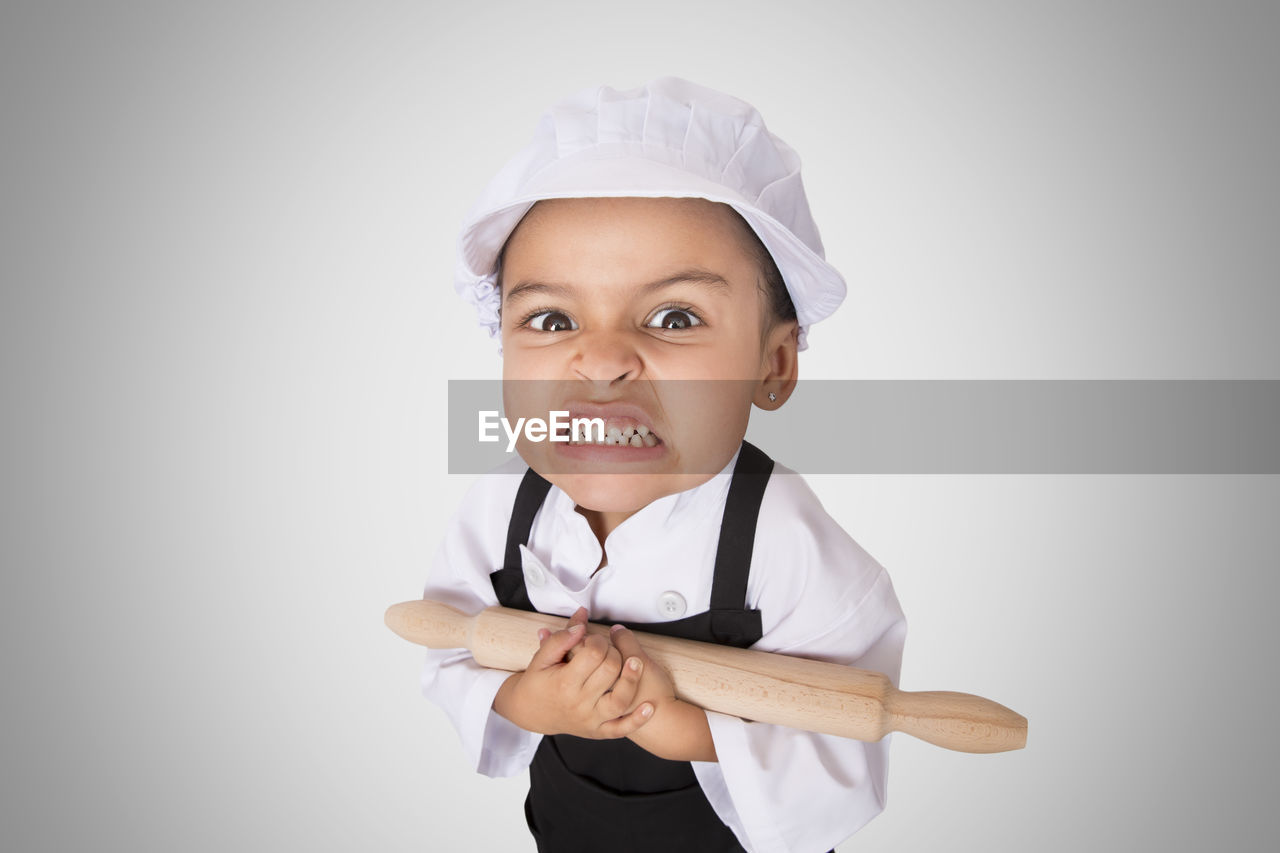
[{"left": 456, "top": 154, "right": 845, "bottom": 330}]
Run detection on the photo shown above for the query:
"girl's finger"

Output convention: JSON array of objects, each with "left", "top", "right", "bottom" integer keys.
[
  {"left": 599, "top": 654, "right": 643, "bottom": 718},
  {"left": 564, "top": 632, "right": 611, "bottom": 686},
  {"left": 596, "top": 702, "right": 654, "bottom": 740},
  {"left": 609, "top": 624, "right": 645, "bottom": 662},
  {"left": 581, "top": 642, "right": 623, "bottom": 698},
  {"left": 527, "top": 621, "right": 585, "bottom": 671}
]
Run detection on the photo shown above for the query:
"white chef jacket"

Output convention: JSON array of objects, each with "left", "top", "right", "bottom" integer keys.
[{"left": 420, "top": 444, "right": 908, "bottom": 853}]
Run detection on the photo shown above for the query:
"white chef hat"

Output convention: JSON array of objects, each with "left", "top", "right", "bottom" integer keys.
[{"left": 455, "top": 75, "right": 847, "bottom": 353}]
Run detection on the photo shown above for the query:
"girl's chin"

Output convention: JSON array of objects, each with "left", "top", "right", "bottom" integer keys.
[{"left": 553, "top": 472, "right": 715, "bottom": 514}]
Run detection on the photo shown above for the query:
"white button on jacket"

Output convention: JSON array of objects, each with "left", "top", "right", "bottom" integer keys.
[
  {"left": 658, "top": 590, "right": 688, "bottom": 618},
  {"left": 420, "top": 445, "right": 908, "bottom": 853}
]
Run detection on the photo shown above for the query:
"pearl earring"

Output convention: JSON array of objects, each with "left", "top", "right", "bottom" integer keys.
[{"left": 768, "top": 392, "right": 776, "bottom": 402}]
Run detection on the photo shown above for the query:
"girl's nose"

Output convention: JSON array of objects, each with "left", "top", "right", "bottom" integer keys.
[{"left": 570, "top": 328, "right": 643, "bottom": 385}]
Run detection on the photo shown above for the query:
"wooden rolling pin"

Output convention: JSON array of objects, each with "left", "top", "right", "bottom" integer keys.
[{"left": 387, "top": 600, "right": 1027, "bottom": 754}]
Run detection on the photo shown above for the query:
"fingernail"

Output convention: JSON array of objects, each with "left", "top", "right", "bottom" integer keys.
[
  {"left": 628, "top": 657, "right": 641, "bottom": 672},
  {"left": 640, "top": 704, "right": 653, "bottom": 718},
  {"left": 610, "top": 624, "right": 626, "bottom": 634},
  {"left": 569, "top": 623, "right": 584, "bottom": 635}
]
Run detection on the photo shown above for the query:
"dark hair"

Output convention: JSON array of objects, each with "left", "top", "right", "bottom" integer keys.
[{"left": 722, "top": 207, "right": 797, "bottom": 337}]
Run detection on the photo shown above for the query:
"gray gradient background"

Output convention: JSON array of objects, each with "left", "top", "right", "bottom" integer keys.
[{"left": 2, "top": 1, "right": 1277, "bottom": 850}]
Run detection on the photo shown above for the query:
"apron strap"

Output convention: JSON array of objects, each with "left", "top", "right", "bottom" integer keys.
[
  {"left": 709, "top": 440, "right": 774, "bottom": 609},
  {"left": 492, "top": 466, "right": 554, "bottom": 612},
  {"left": 706, "top": 440, "right": 774, "bottom": 645}
]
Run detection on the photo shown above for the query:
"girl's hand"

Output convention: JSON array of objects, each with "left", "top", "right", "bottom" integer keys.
[
  {"left": 607, "top": 624, "right": 676, "bottom": 715},
  {"left": 493, "top": 607, "right": 654, "bottom": 739},
  {"left": 608, "top": 625, "right": 717, "bottom": 762}
]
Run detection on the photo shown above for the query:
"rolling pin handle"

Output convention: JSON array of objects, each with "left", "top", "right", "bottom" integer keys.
[
  {"left": 884, "top": 689, "right": 1028, "bottom": 754},
  {"left": 385, "top": 599, "right": 473, "bottom": 651}
]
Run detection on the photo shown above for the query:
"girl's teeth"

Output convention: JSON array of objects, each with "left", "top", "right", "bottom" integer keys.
[{"left": 565, "top": 417, "right": 662, "bottom": 447}]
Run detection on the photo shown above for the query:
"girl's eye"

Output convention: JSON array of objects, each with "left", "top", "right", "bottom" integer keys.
[
  {"left": 646, "top": 307, "right": 703, "bottom": 330},
  {"left": 526, "top": 310, "right": 578, "bottom": 332}
]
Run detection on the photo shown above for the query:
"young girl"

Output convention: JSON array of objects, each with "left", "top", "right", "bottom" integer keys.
[{"left": 421, "top": 76, "right": 907, "bottom": 853}]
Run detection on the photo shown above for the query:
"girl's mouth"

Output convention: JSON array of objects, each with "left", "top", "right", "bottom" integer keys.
[{"left": 555, "top": 416, "right": 662, "bottom": 448}]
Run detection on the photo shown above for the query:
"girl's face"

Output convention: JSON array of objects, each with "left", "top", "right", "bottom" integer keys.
[{"left": 499, "top": 196, "right": 797, "bottom": 514}]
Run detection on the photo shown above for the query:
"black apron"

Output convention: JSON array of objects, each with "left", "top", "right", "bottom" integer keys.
[{"left": 490, "top": 441, "right": 779, "bottom": 853}]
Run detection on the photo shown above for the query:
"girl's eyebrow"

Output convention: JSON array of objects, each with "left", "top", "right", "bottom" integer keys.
[{"left": 504, "top": 268, "right": 730, "bottom": 308}]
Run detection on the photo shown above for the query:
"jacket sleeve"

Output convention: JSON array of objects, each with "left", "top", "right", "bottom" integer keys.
[
  {"left": 419, "top": 475, "right": 543, "bottom": 778},
  {"left": 691, "top": 478, "right": 909, "bottom": 853}
]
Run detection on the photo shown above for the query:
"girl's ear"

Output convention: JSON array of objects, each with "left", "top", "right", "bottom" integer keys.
[{"left": 756, "top": 321, "right": 799, "bottom": 409}]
